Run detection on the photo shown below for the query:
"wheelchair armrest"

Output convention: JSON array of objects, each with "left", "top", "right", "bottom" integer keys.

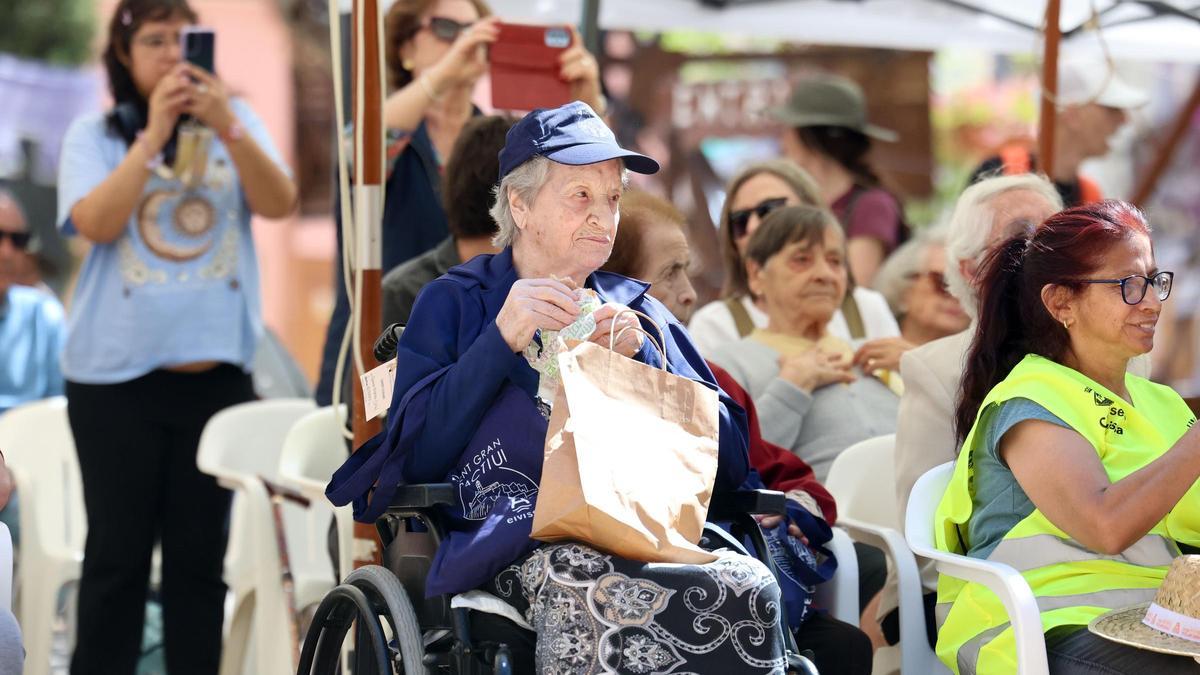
[
  {"left": 708, "top": 489, "right": 786, "bottom": 520},
  {"left": 390, "top": 483, "right": 456, "bottom": 508}
]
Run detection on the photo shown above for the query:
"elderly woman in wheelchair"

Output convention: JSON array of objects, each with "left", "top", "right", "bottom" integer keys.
[{"left": 312, "top": 102, "right": 800, "bottom": 674}]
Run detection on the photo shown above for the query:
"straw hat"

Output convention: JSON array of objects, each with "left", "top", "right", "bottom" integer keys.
[{"left": 1089, "top": 555, "right": 1200, "bottom": 659}]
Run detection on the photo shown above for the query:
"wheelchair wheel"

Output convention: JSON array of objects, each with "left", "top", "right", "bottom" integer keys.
[
  {"left": 345, "top": 565, "right": 428, "bottom": 675},
  {"left": 298, "top": 583, "right": 390, "bottom": 675}
]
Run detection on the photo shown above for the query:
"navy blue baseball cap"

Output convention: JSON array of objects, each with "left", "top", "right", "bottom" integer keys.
[{"left": 498, "top": 101, "right": 659, "bottom": 179}]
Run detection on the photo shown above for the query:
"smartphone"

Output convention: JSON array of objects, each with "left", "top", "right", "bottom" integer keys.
[
  {"left": 489, "top": 22, "right": 573, "bottom": 112},
  {"left": 181, "top": 26, "right": 215, "bottom": 74}
]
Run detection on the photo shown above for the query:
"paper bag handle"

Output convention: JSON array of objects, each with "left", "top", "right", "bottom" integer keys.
[{"left": 611, "top": 308, "right": 667, "bottom": 371}]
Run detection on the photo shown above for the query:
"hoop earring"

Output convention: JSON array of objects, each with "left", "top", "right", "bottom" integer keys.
[{"left": 1062, "top": 319, "right": 1072, "bottom": 330}]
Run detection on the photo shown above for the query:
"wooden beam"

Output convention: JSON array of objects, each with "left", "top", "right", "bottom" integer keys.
[
  {"left": 1038, "top": 0, "right": 1062, "bottom": 179},
  {"left": 351, "top": 0, "right": 384, "bottom": 568},
  {"left": 1132, "top": 75, "right": 1200, "bottom": 207}
]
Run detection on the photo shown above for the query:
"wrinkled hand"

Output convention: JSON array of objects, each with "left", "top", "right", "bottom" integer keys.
[
  {"left": 144, "top": 64, "right": 193, "bottom": 151},
  {"left": 588, "top": 303, "right": 644, "bottom": 358},
  {"left": 182, "top": 64, "right": 235, "bottom": 135},
  {"left": 428, "top": 17, "right": 500, "bottom": 90},
  {"left": 778, "top": 349, "right": 855, "bottom": 394},
  {"left": 851, "top": 337, "right": 915, "bottom": 373},
  {"left": 559, "top": 27, "right": 604, "bottom": 114},
  {"left": 756, "top": 514, "right": 805, "bottom": 541},
  {"left": 496, "top": 278, "right": 581, "bottom": 352}
]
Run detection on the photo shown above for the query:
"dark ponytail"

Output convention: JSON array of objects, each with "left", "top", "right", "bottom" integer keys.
[
  {"left": 954, "top": 200, "right": 1152, "bottom": 443},
  {"left": 793, "top": 126, "right": 881, "bottom": 189}
]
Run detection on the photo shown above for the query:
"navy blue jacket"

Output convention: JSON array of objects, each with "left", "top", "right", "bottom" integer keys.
[{"left": 391, "top": 247, "right": 750, "bottom": 491}]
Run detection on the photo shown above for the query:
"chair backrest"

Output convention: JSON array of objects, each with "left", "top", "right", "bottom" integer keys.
[
  {"left": 904, "top": 462, "right": 955, "bottom": 557},
  {"left": 0, "top": 397, "right": 86, "bottom": 551},
  {"left": 197, "top": 398, "right": 316, "bottom": 486},
  {"left": 278, "top": 405, "right": 347, "bottom": 497},
  {"left": 824, "top": 433, "right": 900, "bottom": 530}
]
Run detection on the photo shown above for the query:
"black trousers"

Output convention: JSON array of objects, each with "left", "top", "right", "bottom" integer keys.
[
  {"left": 794, "top": 611, "right": 874, "bottom": 675},
  {"left": 67, "top": 366, "right": 255, "bottom": 675},
  {"left": 1044, "top": 626, "right": 1200, "bottom": 674}
]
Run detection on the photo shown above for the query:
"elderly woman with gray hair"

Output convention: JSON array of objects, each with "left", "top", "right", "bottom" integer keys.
[
  {"left": 331, "top": 101, "right": 787, "bottom": 673},
  {"left": 871, "top": 225, "right": 969, "bottom": 347}
]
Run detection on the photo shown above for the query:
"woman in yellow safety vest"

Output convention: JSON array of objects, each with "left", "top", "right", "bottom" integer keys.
[{"left": 934, "top": 200, "right": 1200, "bottom": 674}]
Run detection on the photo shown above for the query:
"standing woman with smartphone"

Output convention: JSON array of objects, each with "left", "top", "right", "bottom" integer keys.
[
  {"left": 56, "top": 1, "right": 296, "bottom": 673},
  {"left": 315, "top": 0, "right": 607, "bottom": 403}
]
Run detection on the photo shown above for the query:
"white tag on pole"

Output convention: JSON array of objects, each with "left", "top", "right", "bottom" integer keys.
[{"left": 360, "top": 358, "right": 397, "bottom": 421}]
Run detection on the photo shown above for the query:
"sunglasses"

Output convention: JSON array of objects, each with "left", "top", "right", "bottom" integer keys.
[
  {"left": 910, "top": 270, "right": 951, "bottom": 296},
  {"left": 730, "top": 198, "right": 788, "bottom": 238},
  {"left": 423, "top": 16, "right": 473, "bottom": 43},
  {"left": 0, "top": 231, "right": 30, "bottom": 250},
  {"left": 1074, "top": 271, "right": 1174, "bottom": 305}
]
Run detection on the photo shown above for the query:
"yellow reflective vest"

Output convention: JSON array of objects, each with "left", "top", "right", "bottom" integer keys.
[{"left": 934, "top": 354, "right": 1199, "bottom": 674}]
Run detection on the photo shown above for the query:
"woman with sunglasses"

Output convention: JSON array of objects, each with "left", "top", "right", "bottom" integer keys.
[
  {"left": 315, "top": 0, "right": 606, "bottom": 403},
  {"left": 688, "top": 158, "right": 900, "bottom": 358},
  {"left": 872, "top": 225, "right": 969, "bottom": 348},
  {"left": 934, "top": 201, "right": 1200, "bottom": 674}
]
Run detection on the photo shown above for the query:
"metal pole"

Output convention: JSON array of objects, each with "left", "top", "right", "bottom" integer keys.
[
  {"left": 1038, "top": 0, "right": 1062, "bottom": 179},
  {"left": 581, "top": 0, "right": 601, "bottom": 56},
  {"left": 1132, "top": 75, "right": 1200, "bottom": 206},
  {"left": 351, "top": 0, "right": 384, "bottom": 568}
]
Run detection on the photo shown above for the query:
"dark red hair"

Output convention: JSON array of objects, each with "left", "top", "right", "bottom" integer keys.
[{"left": 954, "top": 200, "right": 1151, "bottom": 442}]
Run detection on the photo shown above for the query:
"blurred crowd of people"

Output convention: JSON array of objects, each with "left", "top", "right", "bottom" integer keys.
[{"left": 0, "top": 0, "right": 1197, "bottom": 673}]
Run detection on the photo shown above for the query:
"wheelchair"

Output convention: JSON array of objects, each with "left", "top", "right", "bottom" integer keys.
[{"left": 297, "top": 325, "right": 821, "bottom": 674}]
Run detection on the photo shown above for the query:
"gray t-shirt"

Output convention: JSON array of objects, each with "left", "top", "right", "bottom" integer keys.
[{"left": 966, "top": 397, "right": 1070, "bottom": 560}]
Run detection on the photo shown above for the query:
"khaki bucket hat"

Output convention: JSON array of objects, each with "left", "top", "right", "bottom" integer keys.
[
  {"left": 1089, "top": 555, "right": 1200, "bottom": 661},
  {"left": 768, "top": 74, "right": 898, "bottom": 143}
]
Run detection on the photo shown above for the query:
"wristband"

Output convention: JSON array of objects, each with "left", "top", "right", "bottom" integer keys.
[{"left": 219, "top": 120, "right": 244, "bottom": 144}]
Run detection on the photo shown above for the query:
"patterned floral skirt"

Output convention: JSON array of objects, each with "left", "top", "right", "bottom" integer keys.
[{"left": 485, "top": 543, "right": 786, "bottom": 674}]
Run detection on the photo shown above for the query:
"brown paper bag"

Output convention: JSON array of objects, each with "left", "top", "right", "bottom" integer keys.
[{"left": 530, "top": 317, "right": 720, "bottom": 564}]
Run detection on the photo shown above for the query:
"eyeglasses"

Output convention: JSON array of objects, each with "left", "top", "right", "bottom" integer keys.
[
  {"left": 0, "top": 231, "right": 30, "bottom": 250},
  {"left": 422, "top": 16, "right": 473, "bottom": 43},
  {"left": 133, "top": 32, "right": 182, "bottom": 51},
  {"left": 730, "top": 198, "right": 788, "bottom": 238},
  {"left": 1074, "top": 271, "right": 1174, "bottom": 305}
]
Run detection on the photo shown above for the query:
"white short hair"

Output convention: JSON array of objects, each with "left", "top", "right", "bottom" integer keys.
[
  {"left": 943, "top": 174, "right": 1063, "bottom": 318},
  {"left": 489, "top": 157, "right": 630, "bottom": 249},
  {"left": 873, "top": 224, "right": 950, "bottom": 319},
  {"left": 490, "top": 156, "right": 554, "bottom": 249}
]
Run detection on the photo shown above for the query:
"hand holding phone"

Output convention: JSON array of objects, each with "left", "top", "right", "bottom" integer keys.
[
  {"left": 181, "top": 26, "right": 215, "bottom": 74},
  {"left": 489, "top": 22, "right": 574, "bottom": 112}
]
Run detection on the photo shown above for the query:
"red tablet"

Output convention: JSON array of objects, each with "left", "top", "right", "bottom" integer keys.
[{"left": 489, "top": 22, "right": 574, "bottom": 112}]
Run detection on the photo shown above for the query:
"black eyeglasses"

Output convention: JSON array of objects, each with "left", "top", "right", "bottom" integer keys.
[
  {"left": 1075, "top": 271, "right": 1174, "bottom": 305},
  {"left": 423, "top": 16, "right": 473, "bottom": 43},
  {"left": 0, "top": 231, "right": 30, "bottom": 250},
  {"left": 730, "top": 198, "right": 788, "bottom": 238}
]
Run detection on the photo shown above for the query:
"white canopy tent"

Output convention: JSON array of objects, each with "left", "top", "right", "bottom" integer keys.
[{"left": 484, "top": 0, "right": 1200, "bottom": 64}]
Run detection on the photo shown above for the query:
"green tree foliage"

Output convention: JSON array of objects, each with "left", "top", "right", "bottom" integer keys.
[{"left": 0, "top": 0, "right": 95, "bottom": 66}]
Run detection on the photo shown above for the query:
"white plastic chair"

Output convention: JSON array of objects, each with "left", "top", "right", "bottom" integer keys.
[
  {"left": 0, "top": 522, "right": 12, "bottom": 610},
  {"left": 905, "top": 463, "right": 1048, "bottom": 675},
  {"left": 0, "top": 397, "right": 84, "bottom": 675},
  {"left": 277, "top": 405, "right": 353, "bottom": 674},
  {"left": 825, "top": 434, "right": 941, "bottom": 673},
  {"left": 813, "top": 526, "right": 860, "bottom": 626},
  {"left": 277, "top": 405, "right": 352, "bottom": 584},
  {"left": 197, "top": 398, "right": 327, "bottom": 675}
]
